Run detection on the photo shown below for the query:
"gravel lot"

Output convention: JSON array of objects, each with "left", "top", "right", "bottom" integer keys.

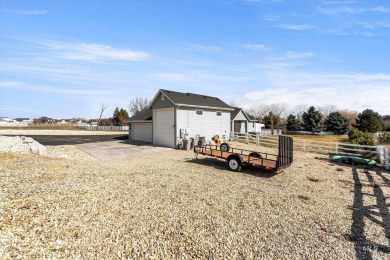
[{"left": 1, "top": 138, "right": 389, "bottom": 258}]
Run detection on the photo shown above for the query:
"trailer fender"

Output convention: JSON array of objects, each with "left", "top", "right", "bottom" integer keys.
[
  {"left": 248, "top": 152, "right": 262, "bottom": 159},
  {"left": 227, "top": 153, "right": 243, "bottom": 163}
]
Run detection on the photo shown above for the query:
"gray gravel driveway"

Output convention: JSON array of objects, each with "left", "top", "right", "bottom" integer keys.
[{"left": 76, "top": 140, "right": 172, "bottom": 160}]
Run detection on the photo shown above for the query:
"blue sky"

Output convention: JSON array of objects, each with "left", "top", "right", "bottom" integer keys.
[{"left": 0, "top": 0, "right": 389, "bottom": 119}]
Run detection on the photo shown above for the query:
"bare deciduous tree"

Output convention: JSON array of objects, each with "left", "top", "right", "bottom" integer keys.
[
  {"left": 98, "top": 100, "right": 109, "bottom": 126},
  {"left": 128, "top": 97, "right": 149, "bottom": 116},
  {"left": 246, "top": 103, "right": 289, "bottom": 121},
  {"left": 319, "top": 104, "right": 337, "bottom": 119},
  {"left": 289, "top": 104, "right": 309, "bottom": 121},
  {"left": 229, "top": 100, "right": 238, "bottom": 107},
  {"left": 338, "top": 109, "right": 359, "bottom": 125}
]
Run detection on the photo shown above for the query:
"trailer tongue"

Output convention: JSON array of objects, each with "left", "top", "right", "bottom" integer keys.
[{"left": 194, "top": 136, "right": 293, "bottom": 173}]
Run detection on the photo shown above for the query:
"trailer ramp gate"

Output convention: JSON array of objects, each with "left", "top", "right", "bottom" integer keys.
[{"left": 277, "top": 136, "right": 294, "bottom": 169}]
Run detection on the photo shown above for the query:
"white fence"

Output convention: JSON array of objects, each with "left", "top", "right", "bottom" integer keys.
[
  {"left": 0, "top": 122, "right": 29, "bottom": 127},
  {"left": 230, "top": 132, "right": 389, "bottom": 170},
  {"left": 76, "top": 124, "right": 129, "bottom": 131},
  {"left": 260, "top": 129, "right": 282, "bottom": 136}
]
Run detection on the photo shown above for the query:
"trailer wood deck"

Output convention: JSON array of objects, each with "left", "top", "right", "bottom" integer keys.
[{"left": 200, "top": 149, "right": 277, "bottom": 169}]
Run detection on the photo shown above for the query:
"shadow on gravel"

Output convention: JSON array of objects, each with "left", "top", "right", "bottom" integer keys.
[
  {"left": 184, "top": 157, "right": 277, "bottom": 178},
  {"left": 349, "top": 166, "right": 390, "bottom": 259}
]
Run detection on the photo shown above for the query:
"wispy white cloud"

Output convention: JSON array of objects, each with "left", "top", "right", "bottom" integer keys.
[
  {"left": 285, "top": 51, "right": 314, "bottom": 59},
  {"left": 321, "top": 0, "right": 359, "bottom": 4},
  {"left": 278, "top": 24, "right": 318, "bottom": 30},
  {"left": 243, "top": 72, "right": 390, "bottom": 113},
  {"left": 156, "top": 73, "right": 193, "bottom": 82},
  {"left": 263, "top": 15, "right": 280, "bottom": 21},
  {"left": 244, "top": 0, "right": 283, "bottom": 3},
  {"left": 318, "top": 6, "right": 389, "bottom": 15},
  {"left": 361, "top": 32, "right": 376, "bottom": 37},
  {"left": 0, "top": 81, "right": 112, "bottom": 95},
  {"left": 5, "top": 9, "right": 47, "bottom": 15},
  {"left": 184, "top": 44, "right": 222, "bottom": 52},
  {"left": 242, "top": 44, "right": 272, "bottom": 51},
  {"left": 48, "top": 43, "right": 150, "bottom": 62}
]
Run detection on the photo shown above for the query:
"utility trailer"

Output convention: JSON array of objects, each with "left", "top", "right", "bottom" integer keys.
[{"left": 194, "top": 136, "right": 293, "bottom": 173}]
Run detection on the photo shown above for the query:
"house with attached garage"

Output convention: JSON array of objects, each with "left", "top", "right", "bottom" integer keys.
[
  {"left": 128, "top": 89, "right": 233, "bottom": 148},
  {"left": 128, "top": 89, "right": 260, "bottom": 148}
]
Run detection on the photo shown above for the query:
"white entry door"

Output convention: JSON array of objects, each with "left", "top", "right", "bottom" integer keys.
[{"left": 154, "top": 108, "right": 174, "bottom": 147}]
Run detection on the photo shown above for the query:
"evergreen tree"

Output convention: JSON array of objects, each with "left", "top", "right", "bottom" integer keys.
[
  {"left": 324, "top": 112, "right": 349, "bottom": 135},
  {"left": 262, "top": 111, "right": 281, "bottom": 133},
  {"left": 302, "top": 106, "right": 323, "bottom": 133},
  {"left": 112, "top": 107, "right": 129, "bottom": 126},
  {"left": 355, "top": 109, "right": 383, "bottom": 132},
  {"left": 286, "top": 114, "right": 301, "bottom": 131}
]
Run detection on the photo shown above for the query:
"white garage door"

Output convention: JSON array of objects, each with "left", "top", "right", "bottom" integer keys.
[
  {"left": 133, "top": 123, "right": 152, "bottom": 143},
  {"left": 154, "top": 108, "right": 174, "bottom": 147}
]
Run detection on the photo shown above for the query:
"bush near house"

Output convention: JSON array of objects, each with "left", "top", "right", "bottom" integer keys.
[
  {"left": 378, "top": 132, "right": 390, "bottom": 144},
  {"left": 348, "top": 128, "right": 375, "bottom": 146}
]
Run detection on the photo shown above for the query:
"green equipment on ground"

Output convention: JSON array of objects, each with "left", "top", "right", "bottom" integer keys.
[{"left": 331, "top": 154, "right": 377, "bottom": 166}]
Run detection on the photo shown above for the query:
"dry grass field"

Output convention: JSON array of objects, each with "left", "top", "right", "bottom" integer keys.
[
  {"left": 1, "top": 141, "right": 389, "bottom": 258},
  {"left": 286, "top": 134, "right": 350, "bottom": 143}
]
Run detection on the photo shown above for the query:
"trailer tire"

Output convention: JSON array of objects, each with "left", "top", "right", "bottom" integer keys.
[
  {"left": 220, "top": 143, "right": 230, "bottom": 152},
  {"left": 227, "top": 157, "right": 242, "bottom": 172}
]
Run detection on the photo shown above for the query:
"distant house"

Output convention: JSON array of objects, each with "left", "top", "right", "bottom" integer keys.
[
  {"left": 231, "top": 108, "right": 264, "bottom": 133},
  {"left": 14, "top": 118, "right": 31, "bottom": 123},
  {"left": 57, "top": 119, "right": 71, "bottom": 124},
  {"left": 128, "top": 89, "right": 234, "bottom": 148},
  {"left": 0, "top": 117, "right": 14, "bottom": 123}
]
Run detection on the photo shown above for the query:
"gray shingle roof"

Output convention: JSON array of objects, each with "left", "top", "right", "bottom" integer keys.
[
  {"left": 231, "top": 107, "right": 258, "bottom": 121},
  {"left": 231, "top": 107, "right": 242, "bottom": 120},
  {"left": 160, "top": 89, "right": 233, "bottom": 110},
  {"left": 128, "top": 108, "right": 152, "bottom": 122}
]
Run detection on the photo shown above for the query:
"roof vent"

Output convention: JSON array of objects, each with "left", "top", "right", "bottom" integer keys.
[{"left": 186, "top": 93, "right": 190, "bottom": 96}]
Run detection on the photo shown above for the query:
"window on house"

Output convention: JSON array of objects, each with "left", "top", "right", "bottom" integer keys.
[
  {"left": 196, "top": 110, "right": 203, "bottom": 116},
  {"left": 216, "top": 111, "right": 222, "bottom": 116},
  {"left": 161, "top": 94, "right": 164, "bottom": 100}
]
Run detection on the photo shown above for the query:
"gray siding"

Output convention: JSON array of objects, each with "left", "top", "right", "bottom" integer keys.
[
  {"left": 151, "top": 93, "right": 175, "bottom": 109},
  {"left": 176, "top": 107, "right": 230, "bottom": 142},
  {"left": 232, "top": 110, "right": 247, "bottom": 121},
  {"left": 247, "top": 121, "right": 256, "bottom": 132}
]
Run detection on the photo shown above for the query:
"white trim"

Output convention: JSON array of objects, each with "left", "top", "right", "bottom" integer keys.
[{"left": 127, "top": 120, "right": 152, "bottom": 123}]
